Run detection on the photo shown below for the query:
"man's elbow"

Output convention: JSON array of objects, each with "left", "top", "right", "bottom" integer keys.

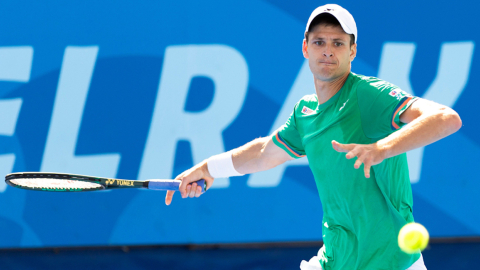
[{"left": 441, "top": 107, "right": 462, "bottom": 133}]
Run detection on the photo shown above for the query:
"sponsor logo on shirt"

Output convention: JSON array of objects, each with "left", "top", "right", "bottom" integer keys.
[
  {"left": 339, "top": 99, "right": 349, "bottom": 111},
  {"left": 389, "top": 89, "right": 408, "bottom": 100},
  {"left": 301, "top": 106, "right": 315, "bottom": 115}
]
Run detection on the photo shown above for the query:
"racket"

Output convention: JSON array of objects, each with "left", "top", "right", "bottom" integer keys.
[{"left": 5, "top": 172, "right": 206, "bottom": 193}]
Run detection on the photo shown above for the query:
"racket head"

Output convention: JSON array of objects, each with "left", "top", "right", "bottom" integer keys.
[{"left": 5, "top": 172, "right": 105, "bottom": 192}]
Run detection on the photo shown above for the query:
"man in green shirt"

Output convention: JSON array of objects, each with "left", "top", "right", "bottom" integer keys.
[{"left": 165, "top": 4, "right": 462, "bottom": 270}]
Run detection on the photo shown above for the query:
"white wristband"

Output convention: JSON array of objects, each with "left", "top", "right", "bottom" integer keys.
[{"left": 207, "top": 151, "right": 245, "bottom": 178}]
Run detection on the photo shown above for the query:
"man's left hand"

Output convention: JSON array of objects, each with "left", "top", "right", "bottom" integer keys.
[{"left": 331, "top": 140, "right": 386, "bottom": 178}]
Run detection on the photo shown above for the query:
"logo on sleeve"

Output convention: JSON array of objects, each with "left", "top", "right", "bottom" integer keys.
[
  {"left": 301, "top": 106, "right": 315, "bottom": 115},
  {"left": 389, "top": 89, "right": 408, "bottom": 100}
]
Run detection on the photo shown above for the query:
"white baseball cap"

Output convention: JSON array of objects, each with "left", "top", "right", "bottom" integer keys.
[{"left": 305, "top": 4, "right": 357, "bottom": 43}]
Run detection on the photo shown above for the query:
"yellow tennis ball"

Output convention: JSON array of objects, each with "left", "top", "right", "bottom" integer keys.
[{"left": 398, "top": 223, "right": 429, "bottom": 254}]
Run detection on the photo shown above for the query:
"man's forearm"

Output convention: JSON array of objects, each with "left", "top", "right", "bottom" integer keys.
[
  {"left": 378, "top": 107, "right": 462, "bottom": 159},
  {"left": 232, "top": 136, "right": 292, "bottom": 175},
  {"left": 232, "top": 137, "right": 273, "bottom": 174}
]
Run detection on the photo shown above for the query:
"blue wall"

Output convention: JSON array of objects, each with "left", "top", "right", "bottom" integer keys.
[{"left": 0, "top": 0, "right": 479, "bottom": 248}]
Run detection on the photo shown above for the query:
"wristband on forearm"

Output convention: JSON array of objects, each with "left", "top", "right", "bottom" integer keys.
[{"left": 206, "top": 151, "right": 245, "bottom": 178}]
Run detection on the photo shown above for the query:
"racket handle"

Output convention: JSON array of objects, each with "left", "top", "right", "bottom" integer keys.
[{"left": 148, "top": 179, "right": 206, "bottom": 193}]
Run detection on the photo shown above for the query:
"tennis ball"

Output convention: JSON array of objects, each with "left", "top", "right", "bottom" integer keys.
[{"left": 398, "top": 223, "right": 429, "bottom": 254}]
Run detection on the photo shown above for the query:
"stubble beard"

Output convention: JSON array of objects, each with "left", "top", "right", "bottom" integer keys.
[{"left": 314, "top": 67, "right": 341, "bottom": 82}]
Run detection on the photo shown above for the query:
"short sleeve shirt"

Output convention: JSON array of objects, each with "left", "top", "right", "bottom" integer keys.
[{"left": 272, "top": 73, "right": 420, "bottom": 270}]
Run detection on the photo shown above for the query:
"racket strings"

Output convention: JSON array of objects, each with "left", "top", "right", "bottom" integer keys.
[{"left": 9, "top": 178, "right": 102, "bottom": 190}]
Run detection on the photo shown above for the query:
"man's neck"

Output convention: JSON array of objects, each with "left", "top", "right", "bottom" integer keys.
[{"left": 314, "top": 71, "right": 350, "bottom": 105}]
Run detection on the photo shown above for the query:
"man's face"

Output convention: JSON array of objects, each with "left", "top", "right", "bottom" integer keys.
[{"left": 302, "top": 24, "right": 357, "bottom": 82}]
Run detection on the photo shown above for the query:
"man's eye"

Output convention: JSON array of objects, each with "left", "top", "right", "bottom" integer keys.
[
  {"left": 335, "top": 42, "right": 343, "bottom": 46},
  {"left": 314, "top": 41, "right": 324, "bottom": 45}
]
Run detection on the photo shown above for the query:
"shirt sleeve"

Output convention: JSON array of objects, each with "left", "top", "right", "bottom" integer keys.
[
  {"left": 271, "top": 105, "right": 306, "bottom": 159},
  {"left": 356, "top": 79, "right": 418, "bottom": 139}
]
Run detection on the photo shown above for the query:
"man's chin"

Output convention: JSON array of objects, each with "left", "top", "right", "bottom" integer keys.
[
  {"left": 315, "top": 73, "right": 338, "bottom": 82},
  {"left": 314, "top": 69, "right": 349, "bottom": 82}
]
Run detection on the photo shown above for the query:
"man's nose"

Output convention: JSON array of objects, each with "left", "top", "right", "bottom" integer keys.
[
  {"left": 322, "top": 43, "right": 334, "bottom": 57},
  {"left": 323, "top": 50, "right": 333, "bottom": 57}
]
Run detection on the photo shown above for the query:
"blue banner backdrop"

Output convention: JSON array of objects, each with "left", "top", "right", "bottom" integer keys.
[{"left": 0, "top": 0, "right": 478, "bottom": 248}]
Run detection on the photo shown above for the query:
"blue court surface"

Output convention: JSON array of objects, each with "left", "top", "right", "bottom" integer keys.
[{"left": 0, "top": 241, "right": 479, "bottom": 269}]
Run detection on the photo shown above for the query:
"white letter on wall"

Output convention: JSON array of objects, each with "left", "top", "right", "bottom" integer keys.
[
  {"left": 247, "top": 60, "right": 313, "bottom": 187},
  {"left": 378, "top": 41, "right": 474, "bottom": 183},
  {"left": 41, "top": 46, "right": 121, "bottom": 177},
  {"left": 139, "top": 45, "right": 248, "bottom": 188},
  {"left": 0, "top": 46, "right": 33, "bottom": 192}
]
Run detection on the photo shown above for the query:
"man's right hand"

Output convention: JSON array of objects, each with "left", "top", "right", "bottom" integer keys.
[
  {"left": 165, "top": 136, "right": 294, "bottom": 205},
  {"left": 165, "top": 161, "right": 214, "bottom": 205}
]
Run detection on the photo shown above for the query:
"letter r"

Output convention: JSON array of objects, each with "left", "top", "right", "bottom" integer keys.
[{"left": 139, "top": 45, "right": 249, "bottom": 188}]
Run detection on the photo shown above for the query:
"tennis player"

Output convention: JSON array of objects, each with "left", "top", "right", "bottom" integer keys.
[{"left": 165, "top": 4, "right": 461, "bottom": 270}]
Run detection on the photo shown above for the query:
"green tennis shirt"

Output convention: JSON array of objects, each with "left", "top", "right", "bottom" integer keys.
[{"left": 272, "top": 72, "right": 420, "bottom": 270}]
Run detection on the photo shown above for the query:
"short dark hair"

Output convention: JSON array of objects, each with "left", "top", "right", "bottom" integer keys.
[{"left": 305, "top": 13, "right": 355, "bottom": 47}]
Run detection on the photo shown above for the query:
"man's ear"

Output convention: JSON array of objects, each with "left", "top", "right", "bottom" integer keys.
[
  {"left": 302, "top": 38, "right": 309, "bottom": 59},
  {"left": 350, "top": 43, "right": 357, "bottom": 62}
]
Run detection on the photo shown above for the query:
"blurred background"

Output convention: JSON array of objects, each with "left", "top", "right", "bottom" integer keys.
[{"left": 0, "top": 0, "right": 479, "bottom": 269}]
